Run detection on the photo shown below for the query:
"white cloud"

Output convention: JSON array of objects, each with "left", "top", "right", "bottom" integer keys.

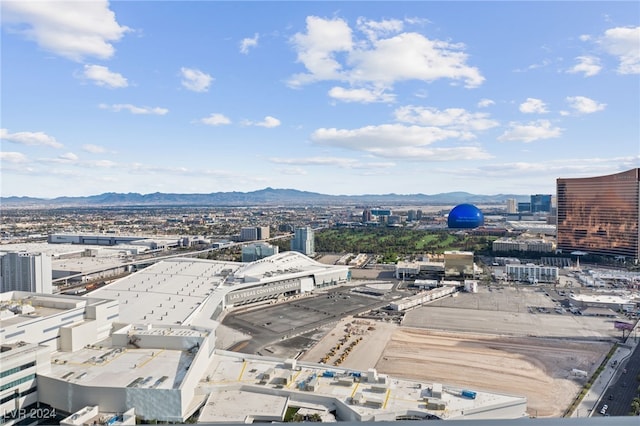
[
  {"left": 271, "top": 156, "right": 355, "bottom": 167},
  {"left": 356, "top": 17, "right": 404, "bottom": 41},
  {"left": 312, "top": 124, "right": 458, "bottom": 149},
  {"left": 0, "top": 128, "right": 63, "bottom": 148},
  {"left": 349, "top": 32, "right": 484, "bottom": 88},
  {"left": 394, "top": 106, "right": 499, "bottom": 133},
  {"left": 270, "top": 156, "right": 396, "bottom": 170},
  {"left": 519, "top": 98, "right": 548, "bottom": 114},
  {"left": 0, "top": 152, "right": 28, "bottom": 163},
  {"left": 180, "top": 67, "right": 213, "bottom": 92},
  {"left": 514, "top": 59, "right": 552, "bottom": 73},
  {"left": 328, "top": 86, "right": 395, "bottom": 103},
  {"left": 477, "top": 98, "right": 495, "bottom": 108},
  {"left": 88, "top": 160, "right": 116, "bottom": 168},
  {"left": 200, "top": 113, "right": 231, "bottom": 126},
  {"left": 351, "top": 161, "right": 397, "bottom": 169},
  {"left": 366, "top": 145, "right": 492, "bottom": 161},
  {"left": 49, "top": 168, "right": 82, "bottom": 177},
  {"left": 39, "top": 155, "right": 79, "bottom": 164},
  {"left": 310, "top": 123, "right": 491, "bottom": 161},
  {"left": 288, "top": 16, "right": 484, "bottom": 96},
  {"left": 289, "top": 16, "right": 353, "bottom": 86},
  {"left": 565, "top": 96, "right": 606, "bottom": 114},
  {"left": 277, "top": 166, "right": 308, "bottom": 176},
  {"left": 567, "top": 55, "right": 602, "bottom": 77},
  {"left": 99, "top": 103, "right": 168, "bottom": 115},
  {"left": 498, "top": 120, "right": 563, "bottom": 143},
  {"left": 82, "top": 144, "right": 107, "bottom": 154},
  {"left": 461, "top": 156, "right": 640, "bottom": 179},
  {"left": 599, "top": 26, "right": 640, "bottom": 74},
  {"left": 404, "top": 17, "right": 431, "bottom": 26},
  {"left": 258, "top": 116, "right": 281, "bottom": 128},
  {"left": 243, "top": 116, "right": 281, "bottom": 128},
  {"left": 240, "top": 33, "right": 259, "bottom": 54},
  {"left": 1, "top": 0, "right": 129, "bottom": 61},
  {"left": 58, "top": 152, "right": 79, "bottom": 162},
  {"left": 83, "top": 65, "right": 128, "bottom": 88}
]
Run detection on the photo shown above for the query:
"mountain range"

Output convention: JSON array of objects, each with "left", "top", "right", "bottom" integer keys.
[{"left": 0, "top": 188, "right": 530, "bottom": 207}]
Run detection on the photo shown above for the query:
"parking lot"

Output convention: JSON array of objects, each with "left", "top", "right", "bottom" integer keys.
[
  {"left": 241, "top": 291, "right": 376, "bottom": 332},
  {"left": 404, "top": 285, "right": 620, "bottom": 339},
  {"left": 221, "top": 289, "right": 386, "bottom": 355}
]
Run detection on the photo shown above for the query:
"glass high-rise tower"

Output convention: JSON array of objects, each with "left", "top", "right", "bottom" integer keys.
[
  {"left": 291, "top": 227, "right": 315, "bottom": 256},
  {"left": 556, "top": 168, "right": 640, "bottom": 262},
  {"left": 0, "top": 252, "right": 52, "bottom": 293},
  {"left": 530, "top": 194, "right": 552, "bottom": 213}
]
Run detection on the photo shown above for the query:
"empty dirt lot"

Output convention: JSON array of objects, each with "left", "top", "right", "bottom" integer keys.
[{"left": 375, "top": 328, "right": 610, "bottom": 418}]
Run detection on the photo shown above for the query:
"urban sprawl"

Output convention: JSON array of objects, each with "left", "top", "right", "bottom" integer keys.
[{"left": 1, "top": 168, "right": 640, "bottom": 424}]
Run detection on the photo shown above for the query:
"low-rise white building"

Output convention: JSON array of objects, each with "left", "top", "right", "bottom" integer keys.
[
  {"left": 1, "top": 292, "right": 118, "bottom": 351},
  {"left": 1, "top": 292, "right": 119, "bottom": 425},
  {"left": 569, "top": 293, "right": 638, "bottom": 312},
  {"left": 505, "top": 264, "right": 559, "bottom": 283},
  {"left": 492, "top": 238, "right": 555, "bottom": 253},
  {"left": 38, "top": 324, "right": 216, "bottom": 422}
]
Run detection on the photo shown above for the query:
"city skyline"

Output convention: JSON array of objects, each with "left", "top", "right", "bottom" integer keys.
[{"left": 1, "top": 1, "right": 639, "bottom": 198}]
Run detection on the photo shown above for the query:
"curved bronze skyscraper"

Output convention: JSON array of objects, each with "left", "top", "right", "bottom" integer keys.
[{"left": 556, "top": 168, "right": 640, "bottom": 262}]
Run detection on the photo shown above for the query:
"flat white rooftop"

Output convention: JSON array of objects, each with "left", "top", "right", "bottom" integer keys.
[
  {"left": 0, "top": 242, "right": 148, "bottom": 258},
  {"left": 199, "top": 389, "right": 288, "bottom": 423},
  {"left": 89, "top": 258, "right": 242, "bottom": 325},
  {"left": 0, "top": 293, "right": 86, "bottom": 327},
  {"left": 197, "top": 352, "right": 527, "bottom": 422},
  {"left": 571, "top": 294, "right": 635, "bottom": 304},
  {"left": 54, "top": 256, "right": 131, "bottom": 274},
  {"left": 42, "top": 337, "right": 193, "bottom": 389}
]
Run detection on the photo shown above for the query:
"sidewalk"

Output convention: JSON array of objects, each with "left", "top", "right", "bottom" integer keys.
[{"left": 570, "top": 324, "right": 639, "bottom": 418}]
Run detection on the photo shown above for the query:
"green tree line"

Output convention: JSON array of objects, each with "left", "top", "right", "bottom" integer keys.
[{"left": 314, "top": 228, "right": 495, "bottom": 256}]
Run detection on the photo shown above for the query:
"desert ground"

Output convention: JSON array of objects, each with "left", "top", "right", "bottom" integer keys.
[{"left": 375, "top": 327, "right": 608, "bottom": 417}]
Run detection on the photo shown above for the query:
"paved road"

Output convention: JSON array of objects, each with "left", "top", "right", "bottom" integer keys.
[
  {"left": 599, "top": 337, "right": 640, "bottom": 416},
  {"left": 571, "top": 320, "right": 639, "bottom": 419},
  {"left": 574, "top": 319, "right": 640, "bottom": 419}
]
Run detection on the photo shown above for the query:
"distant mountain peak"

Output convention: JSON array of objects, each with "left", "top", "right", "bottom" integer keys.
[{"left": 0, "top": 188, "right": 529, "bottom": 207}]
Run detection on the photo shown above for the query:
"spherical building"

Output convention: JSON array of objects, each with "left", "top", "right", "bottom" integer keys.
[{"left": 447, "top": 204, "right": 484, "bottom": 229}]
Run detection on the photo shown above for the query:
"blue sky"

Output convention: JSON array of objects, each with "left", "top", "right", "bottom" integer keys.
[{"left": 1, "top": 1, "right": 639, "bottom": 198}]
